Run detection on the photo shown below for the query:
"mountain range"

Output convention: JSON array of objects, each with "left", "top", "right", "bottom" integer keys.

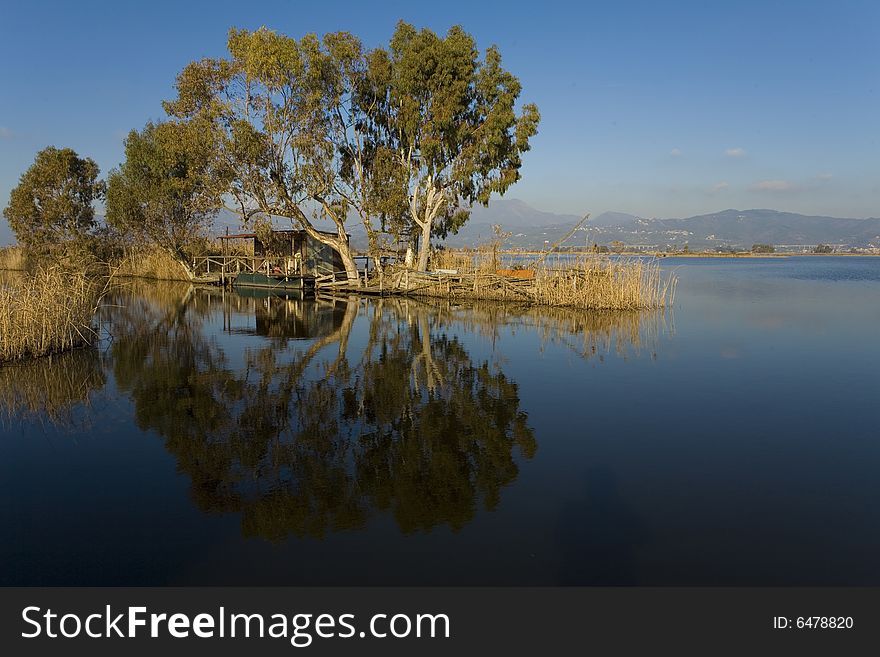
[
  {"left": 1, "top": 196, "right": 877, "bottom": 252},
  {"left": 436, "top": 200, "right": 880, "bottom": 250},
  {"left": 206, "top": 199, "right": 880, "bottom": 251}
]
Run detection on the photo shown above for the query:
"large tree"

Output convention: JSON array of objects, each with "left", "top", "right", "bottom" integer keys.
[
  {"left": 163, "top": 28, "right": 367, "bottom": 283},
  {"left": 3, "top": 146, "right": 105, "bottom": 252},
  {"left": 363, "top": 22, "right": 540, "bottom": 271},
  {"left": 105, "top": 120, "right": 222, "bottom": 279}
]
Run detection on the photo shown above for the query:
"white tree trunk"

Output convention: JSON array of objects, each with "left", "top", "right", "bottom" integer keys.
[
  {"left": 411, "top": 183, "right": 446, "bottom": 272},
  {"left": 417, "top": 220, "right": 432, "bottom": 271}
]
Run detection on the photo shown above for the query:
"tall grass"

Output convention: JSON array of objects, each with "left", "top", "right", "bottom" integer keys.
[
  {"left": 532, "top": 256, "right": 676, "bottom": 310},
  {"left": 114, "top": 247, "right": 193, "bottom": 281},
  {"left": 417, "top": 251, "right": 675, "bottom": 311},
  {"left": 0, "top": 267, "right": 108, "bottom": 361},
  {"left": 0, "top": 246, "right": 26, "bottom": 271}
]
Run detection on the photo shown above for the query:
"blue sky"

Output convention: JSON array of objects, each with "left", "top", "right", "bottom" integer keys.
[{"left": 1, "top": 0, "right": 878, "bottom": 244}]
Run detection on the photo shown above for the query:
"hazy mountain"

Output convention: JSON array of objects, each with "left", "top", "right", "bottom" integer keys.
[
  {"left": 444, "top": 203, "right": 880, "bottom": 250},
  {"left": 3, "top": 199, "right": 878, "bottom": 250},
  {"left": 658, "top": 209, "right": 880, "bottom": 248},
  {"left": 116, "top": 201, "right": 880, "bottom": 252},
  {"left": 589, "top": 211, "right": 645, "bottom": 228}
]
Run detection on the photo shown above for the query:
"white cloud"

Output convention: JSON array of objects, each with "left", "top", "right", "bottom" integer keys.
[
  {"left": 0, "top": 127, "right": 12, "bottom": 139},
  {"left": 670, "top": 148, "right": 682, "bottom": 157},
  {"left": 816, "top": 172, "right": 833, "bottom": 180},
  {"left": 751, "top": 180, "right": 797, "bottom": 192},
  {"left": 725, "top": 147, "right": 746, "bottom": 158},
  {"left": 709, "top": 181, "right": 729, "bottom": 193}
]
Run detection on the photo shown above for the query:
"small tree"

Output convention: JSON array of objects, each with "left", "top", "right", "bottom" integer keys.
[
  {"left": 814, "top": 243, "right": 833, "bottom": 254},
  {"left": 3, "top": 147, "right": 104, "bottom": 253},
  {"left": 105, "top": 121, "right": 221, "bottom": 279},
  {"left": 751, "top": 243, "right": 775, "bottom": 253}
]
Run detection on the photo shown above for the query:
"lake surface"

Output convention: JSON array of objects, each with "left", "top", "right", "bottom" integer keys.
[{"left": 2, "top": 256, "right": 879, "bottom": 585}]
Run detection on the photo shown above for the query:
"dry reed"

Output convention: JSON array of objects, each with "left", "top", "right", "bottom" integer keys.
[
  {"left": 0, "top": 267, "right": 107, "bottom": 361},
  {"left": 404, "top": 253, "right": 676, "bottom": 311},
  {"left": 531, "top": 256, "right": 676, "bottom": 310},
  {"left": 0, "top": 246, "right": 26, "bottom": 271},
  {"left": 114, "top": 247, "right": 193, "bottom": 281}
]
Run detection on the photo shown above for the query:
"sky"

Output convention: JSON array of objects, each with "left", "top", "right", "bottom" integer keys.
[{"left": 1, "top": 0, "right": 878, "bottom": 244}]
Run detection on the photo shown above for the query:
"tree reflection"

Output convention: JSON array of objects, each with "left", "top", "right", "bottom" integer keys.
[{"left": 109, "top": 288, "right": 536, "bottom": 541}]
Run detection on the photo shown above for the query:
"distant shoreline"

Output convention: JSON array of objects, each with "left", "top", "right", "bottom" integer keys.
[{"left": 495, "top": 250, "right": 879, "bottom": 259}]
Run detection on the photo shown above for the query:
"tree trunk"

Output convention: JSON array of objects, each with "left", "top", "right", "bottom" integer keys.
[
  {"left": 416, "top": 219, "right": 432, "bottom": 271},
  {"left": 289, "top": 209, "right": 360, "bottom": 286},
  {"left": 168, "top": 247, "right": 195, "bottom": 281},
  {"left": 365, "top": 227, "right": 384, "bottom": 288},
  {"left": 337, "top": 246, "right": 359, "bottom": 284},
  {"left": 410, "top": 183, "right": 445, "bottom": 272}
]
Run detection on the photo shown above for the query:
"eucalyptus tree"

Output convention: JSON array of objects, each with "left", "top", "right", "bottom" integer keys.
[
  {"left": 105, "top": 120, "right": 222, "bottom": 279},
  {"left": 363, "top": 22, "right": 541, "bottom": 271},
  {"left": 163, "top": 27, "right": 371, "bottom": 283},
  {"left": 3, "top": 146, "right": 105, "bottom": 253}
]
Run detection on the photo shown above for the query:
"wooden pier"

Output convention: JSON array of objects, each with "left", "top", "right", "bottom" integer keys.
[{"left": 190, "top": 255, "right": 324, "bottom": 288}]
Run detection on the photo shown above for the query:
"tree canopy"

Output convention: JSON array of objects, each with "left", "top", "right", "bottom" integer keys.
[
  {"left": 105, "top": 120, "right": 222, "bottom": 278},
  {"left": 162, "top": 27, "right": 366, "bottom": 281},
  {"left": 366, "top": 21, "right": 541, "bottom": 269},
  {"left": 3, "top": 146, "right": 104, "bottom": 252},
  {"left": 162, "top": 21, "right": 539, "bottom": 275}
]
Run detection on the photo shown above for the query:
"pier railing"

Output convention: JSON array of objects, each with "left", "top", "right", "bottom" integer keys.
[
  {"left": 191, "top": 255, "right": 279, "bottom": 283},
  {"left": 190, "top": 255, "right": 344, "bottom": 284}
]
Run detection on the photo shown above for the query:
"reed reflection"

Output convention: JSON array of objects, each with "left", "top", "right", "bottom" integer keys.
[{"left": 0, "top": 348, "right": 105, "bottom": 428}]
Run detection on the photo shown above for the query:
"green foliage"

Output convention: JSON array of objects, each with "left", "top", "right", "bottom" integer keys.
[
  {"left": 105, "top": 121, "right": 222, "bottom": 266},
  {"left": 751, "top": 243, "right": 775, "bottom": 253},
  {"left": 363, "top": 21, "right": 541, "bottom": 268},
  {"left": 814, "top": 243, "right": 833, "bottom": 254},
  {"left": 3, "top": 147, "right": 104, "bottom": 252},
  {"left": 162, "top": 22, "right": 540, "bottom": 274},
  {"left": 163, "top": 27, "right": 369, "bottom": 278}
]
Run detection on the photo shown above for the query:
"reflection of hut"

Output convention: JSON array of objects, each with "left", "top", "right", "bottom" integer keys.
[
  {"left": 223, "top": 289, "right": 350, "bottom": 341},
  {"left": 220, "top": 229, "right": 347, "bottom": 277},
  {"left": 255, "top": 296, "right": 349, "bottom": 340}
]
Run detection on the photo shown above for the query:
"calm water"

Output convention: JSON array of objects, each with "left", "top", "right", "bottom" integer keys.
[{"left": 1, "top": 256, "right": 879, "bottom": 585}]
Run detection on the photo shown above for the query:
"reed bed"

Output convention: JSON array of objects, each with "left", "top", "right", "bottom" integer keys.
[
  {"left": 532, "top": 256, "right": 676, "bottom": 310},
  {"left": 0, "top": 246, "right": 27, "bottom": 271},
  {"left": 393, "top": 253, "right": 675, "bottom": 311},
  {"left": 0, "top": 267, "right": 107, "bottom": 361},
  {"left": 114, "top": 247, "right": 193, "bottom": 281}
]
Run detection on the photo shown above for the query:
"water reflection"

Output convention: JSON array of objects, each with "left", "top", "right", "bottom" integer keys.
[
  {"left": 0, "top": 348, "right": 105, "bottom": 428},
  {"left": 108, "top": 288, "right": 538, "bottom": 541},
  {"left": 2, "top": 281, "right": 665, "bottom": 548},
  {"left": 223, "top": 287, "right": 349, "bottom": 341},
  {"left": 422, "top": 301, "right": 668, "bottom": 361}
]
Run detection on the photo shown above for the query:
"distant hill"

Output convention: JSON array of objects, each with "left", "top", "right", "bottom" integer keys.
[
  {"left": 441, "top": 202, "right": 880, "bottom": 250},
  {"left": 657, "top": 209, "right": 880, "bottom": 249},
  {"left": 4, "top": 201, "right": 875, "bottom": 251},
  {"left": 203, "top": 200, "right": 880, "bottom": 251}
]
